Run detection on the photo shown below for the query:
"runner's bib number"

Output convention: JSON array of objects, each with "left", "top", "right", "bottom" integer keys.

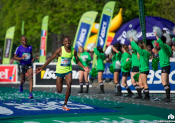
[
  {"left": 22, "top": 53, "right": 31, "bottom": 61},
  {"left": 61, "top": 57, "right": 71, "bottom": 66}
]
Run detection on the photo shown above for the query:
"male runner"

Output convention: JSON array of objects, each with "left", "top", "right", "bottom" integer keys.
[
  {"left": 35, "top": 36, "right": 90, "bottom": 111},
  {"left": 14, "top": 36, "right": 35, "bottom": 99}
]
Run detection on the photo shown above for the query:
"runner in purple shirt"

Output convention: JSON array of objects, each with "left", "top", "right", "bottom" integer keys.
[{"left": 13, "top": 36, "right": 35, "bottom": 99}]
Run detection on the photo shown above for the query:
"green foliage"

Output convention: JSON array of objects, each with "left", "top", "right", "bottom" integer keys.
[{"left": 0, "top": 0, "right": 174, "bottom": 55}]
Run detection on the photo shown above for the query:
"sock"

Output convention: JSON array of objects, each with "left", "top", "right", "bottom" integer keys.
[
  {"left": 20, "top": 81, "right": 24, "bottom": 86},
  {"left": 99, "top": 82, "right": 104, "bottom": 92},
  {"left": 125, "top": 85, "right": 132, "bottom": 94},
  {"left": 134, "top": 85, "right": 138, "bottom": 90},
  {"left": 164, "top": 85, "right": 170, "bottom": 99},
  {"left": 144, "top": 88, "right": 150, "bottom": 98},
  {"left": 116, "top": 83, "right": 121, "bottom": 93},
  {"left": 141, "top": 88, "right": 145, "bottom": 93},
  {"left": 79, "top": 83, "right": 83, "bottom": 91},
  {"left": 137, "top": 88, "right": 142, "bottom": 97},
  {"left": 63, "top": 102, "right": 67, "bottom": 106},
  {"left": 85, "top": 82, "right": 89, "bottom": 92}
]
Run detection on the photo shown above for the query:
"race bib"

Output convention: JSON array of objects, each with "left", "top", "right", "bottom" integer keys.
[
  {"left": 61, "top": 57, "right": 71, "bottom": 66},
  {"left": 22, "top": 53, "right": 31, "bottom": 61}
]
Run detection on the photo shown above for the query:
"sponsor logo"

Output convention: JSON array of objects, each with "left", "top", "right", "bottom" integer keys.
[
  {"left": 76, "top": 28, "right": 87, "bottom": 47},
  {"left": 85, "top": 16, "right": 93, "bottom": 22},
  {"left": 4, "top": 39, "right": 12, "bottom": 58},
  {"left": 99, "top": 21, "right": 107, "bottom": 46},
  {"left": 0, "top": 65, "right": 16, "bottom": 82},
  {"left": 41, "top": 69, "right": 79, "bottom": 80},
  {"left": 105, "top": 6, "right": 112, "bottom": 13}
]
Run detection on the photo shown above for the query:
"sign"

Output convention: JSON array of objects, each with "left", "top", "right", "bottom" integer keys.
[
  {"left": 33, "top": 63, "right": 91, "bottom": 87},
  {"left": 89, "top": 60, "right": 175, "bottom": 93},
  {"left": 0, "top": 65, "right": 18, "bottom": 83},
  {"left": 73, "top": 11, "right": 98, "bottom": 51},
  {"left": 4, "top": 39, "right": 12, "bottom": 58},
  {"left": 74, "top": 22, "right": 90, "bottom": 51}
]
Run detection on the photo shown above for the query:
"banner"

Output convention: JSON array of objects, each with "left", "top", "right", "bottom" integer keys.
[
  {"left": 21, "top": 21, "right": 25, "bottom": 36},
  {"left": 138, "top": 0, "right": 146, "bottom": 44},
  {"left": 92, "top": 1, "right": 116, "bottom": 68},
  {"left": 33, "top": 63, "right": 92, "bottom": 87},
  {"left": 73, "top": 11, "right": 98, "bottom": 51},
  {"left": 2, "top": 26, "right": 15, "bottom": 64},
  {"left": 0, "top": 65, "right": 18, "bottom": 83},
  {"left": 39, "top": 15, "right": 49, "bottom": 63}
]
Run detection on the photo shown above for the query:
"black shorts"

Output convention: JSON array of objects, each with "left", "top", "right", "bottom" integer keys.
[
  {"left": 79, "top": 68, "right": 85, "bottom": 71},
  {"left": 132, "top": 66, "right": 139, "bottom": 72},
  {"left": 140, "top": 71, "right": 149, "bottom": 75},
  {"left": 161, "top": 65, "right": 171, "bottom": 74},
  {"left": 122, "top": 72, "right": 130, "bottom": 77},
  {"left": 98, "top": 70, "right": 104, "bottom": 72},
  {"left": 114, "top": 69, "right": 121, "bottom": 73},
  {"left": 19, "top": 64, "right": 33, "bottom": 74}
]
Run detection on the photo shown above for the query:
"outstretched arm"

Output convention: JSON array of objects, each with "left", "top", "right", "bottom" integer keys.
[{"left": 35, "top": 48, "right": 61, "bottom": 74}]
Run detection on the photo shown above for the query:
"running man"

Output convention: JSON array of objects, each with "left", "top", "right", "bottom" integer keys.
[
  {"left": 35, "top": 36, "right": 90, "bottom": 111},
  {"left": 14, "top": 36, "right": 35, "bottom": 99}
]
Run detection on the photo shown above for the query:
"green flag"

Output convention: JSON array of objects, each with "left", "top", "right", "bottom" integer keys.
[
  {"left": 39, "top": 15, "right": 49, "bottom": 63},
  {"left": 92, "top": 1, "right": 116, "bottom": 68},
  {"left": 73, "top": 11, "right": 98, "bottom": 51},
  {"left": 2, "top": 26, "right": 15, "bottom": 64},
  {"left": 138, "top": 0, "right": 146, "bottom": 44},
  {"left": 21, "top": 21, "right": 25, "bottom": 36}
]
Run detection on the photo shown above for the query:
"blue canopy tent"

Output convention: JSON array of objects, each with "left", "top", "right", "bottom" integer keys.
[{"left": 111, "top": 16, "right": 175, "bottom": 45}]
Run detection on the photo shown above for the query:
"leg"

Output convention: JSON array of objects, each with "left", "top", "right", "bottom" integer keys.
[
  {"left": 64, "top": 72, "right": 72, "bottom": 105},
  {"left": 161, "top": 73, "right": 171, "bottom": 101},
  {"left": 114, "top": 72, "right": 122, "bottom": 96},
  {"left": 135, "top": 74, "right": 142, "bottom": 99},
  {"left": 122, "top": 76, "right": 133, "bottom": 97},
  {"left": 98, "top": 72, "right": 105, "bottom": 94},
  {"left": 56, "top": 77, "right": 64, "bottom": 93},
  {"left": 78, "top": 70, "right": 84, "bottom": 93},
  {"left": 19, "top": 73, "right": 25, "bottom": 93},
  {"left": 27, "top": 68, "right": 33, "bottom": 93},
  {"left": 84, "top": 71, "right": 89, "bottom": 93},
  {"left": 140, "top": 73, "right": 150, "bottom": 100}
]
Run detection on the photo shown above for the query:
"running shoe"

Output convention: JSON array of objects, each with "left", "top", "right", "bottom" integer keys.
[
  {"left": 19, "top": 83, "right": 23, "bottom": 93},
  {"left": 62, "top": 105, "right": 70, "bottom": 111},
  {"left": 164, "top": 98, "right": 171, "bottom": 102},
  {"left": 29, "top": 93, "right": 33, "bottom": 99},
  {"left": 115, "top": 92, "right": 122, "bottom": 96}
]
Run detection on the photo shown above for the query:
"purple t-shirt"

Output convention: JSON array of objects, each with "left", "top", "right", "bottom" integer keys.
[{"left": 14, "top": 45, "right": 33, "bottom": 65}]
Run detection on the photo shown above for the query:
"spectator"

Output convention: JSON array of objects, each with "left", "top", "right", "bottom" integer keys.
[
  {"left": 154, "top": 46, "right": 160, "bottom": 58},
  {"left": 10, "top": 58, "right": 14, "bottom": 64},
  {"left": 147, "top": 45, "right": 154, "bottom": 59},
  {"left": 34, "top": 55, "right": 39, "bottom": 62},
  {"left": 171, "top": 44, "right": 175, "bottom": 58}
]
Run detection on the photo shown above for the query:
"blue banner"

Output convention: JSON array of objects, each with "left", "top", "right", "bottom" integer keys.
[
  {"left": 75, "top": 22, "right": 90, "bottom": 51},
  {"left": 97, "top": 14, "right": 111, "bottom": 49},
  {"left": 90, "top": 61, "right": 175, "bottom": 93}
]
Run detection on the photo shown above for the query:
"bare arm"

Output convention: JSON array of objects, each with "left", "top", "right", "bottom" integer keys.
[
  {"left": 13, "top": 54, "right": 25, "bottom": 60},
  {"left": 74, "top": 49, "right": 84, "bottom": 69},
  {"left": 111, "top": 45, "right": 119, "bottom": 53},
  {"left": 31, "top": 52, "right": 35, "bottom": 62},
  {"left": 41, "top": 48, "right": 61, "bottom": 69}
]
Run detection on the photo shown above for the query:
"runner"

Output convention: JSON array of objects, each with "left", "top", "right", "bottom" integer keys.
[
  {"left": 111, "top": 43, "right": 122, "bottom": 96},
  {"left": 35, "top": 36, "right": 90, "bottom": 110},
  {"left": 94, "top": 46, "right": 106, "bottom": 94},
  {"left": 76, "top": 46, "right": 91, "bottom": 93},
  {"left": 155, "top": 33, "right": 172, "bottom": 102},
  {"left": 13, "top": 36, "right": 35, "bottom": 99},
  {"left": 130, "top": 39, "right": 151, "bottom": 100},
  {"left": 121, "top": 45, "right": 133, "bottom": 97},
  {"left": 126, "top": 46, "right": 142, "bottom": 99}
]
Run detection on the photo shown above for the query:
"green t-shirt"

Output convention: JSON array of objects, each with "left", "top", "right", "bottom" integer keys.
[
  {"left": 130, "top": 50, "right": 140, "bottom": 68},
  {"left": 121, "top": 52, "right": 131, "bottom": 72},
  {"left": 131, "top": 41, "right": 151, "bottom": 72},
  {"left": 76, "top": 52, "right": 91, "bottom": 70},
  {"left": 94, "top": 48, "right": 106, "bottom": 71},
  {"left": 157, "top": 38, "right": 172, "bottom": 68},
  {"left": 112, "top": 51, "right": 121, "bottom": 69}
]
